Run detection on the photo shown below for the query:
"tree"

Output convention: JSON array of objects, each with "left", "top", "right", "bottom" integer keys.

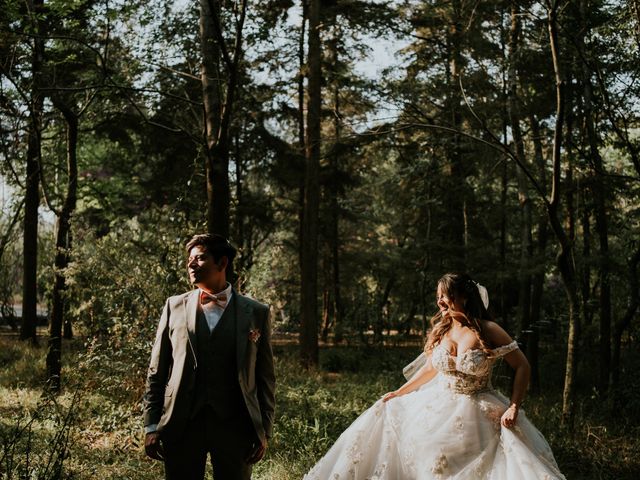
[
  {"left": 21, "top": 0, "right": 46, "bottom": 344},
  {"left": 200, "top": 0, "right": 248, "bottom": 238},
  {"left": 300, "top": 0, "right": 322, "bottom": 367}
]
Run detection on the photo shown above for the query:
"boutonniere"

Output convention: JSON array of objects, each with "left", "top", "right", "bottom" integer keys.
[{"left": 248, "top": 328, "right": 261, "bottom": 344}]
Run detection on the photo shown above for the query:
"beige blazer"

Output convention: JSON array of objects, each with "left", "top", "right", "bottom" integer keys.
[{"left": 143, "top": 289, "right": 276, "bottom": 444}]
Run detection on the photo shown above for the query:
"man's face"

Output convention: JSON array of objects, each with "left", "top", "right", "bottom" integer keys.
[{"left": 187, "top": 245, "right": 225, "bottom": 286}]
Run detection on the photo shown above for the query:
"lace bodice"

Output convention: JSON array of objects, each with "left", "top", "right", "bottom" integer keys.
[{"left": 431, "top": 341, "right": 519, "bottom": 394}]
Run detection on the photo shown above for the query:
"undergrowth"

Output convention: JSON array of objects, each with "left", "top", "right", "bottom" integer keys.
[{"left": 0, "top": 336, "right": 637, "bottom": 479}]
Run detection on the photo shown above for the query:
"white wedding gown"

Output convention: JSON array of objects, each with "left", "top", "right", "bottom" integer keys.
[{"left": 304, "top": 341, "right": 566, "bottom": 480}]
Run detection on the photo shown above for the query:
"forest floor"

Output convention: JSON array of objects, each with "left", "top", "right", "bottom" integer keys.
[{"left": 0, "top": 335, "right": 638, "bottom": 479}]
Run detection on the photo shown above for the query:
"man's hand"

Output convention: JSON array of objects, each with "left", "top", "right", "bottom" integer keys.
[
  {"left": 145, "top": 432, "right": 164, "bottom": 461},
  {"left": 246, "top": 439, "right": 267, "bottom": 464}
]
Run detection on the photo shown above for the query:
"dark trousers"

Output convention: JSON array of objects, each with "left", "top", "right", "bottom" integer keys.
[{"left": 162, "top": 406, "right": 257, "bottom": 480}]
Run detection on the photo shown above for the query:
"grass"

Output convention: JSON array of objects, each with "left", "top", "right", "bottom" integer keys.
[{"left": 0, "top": 335, "right": 638, "bottom": 479}]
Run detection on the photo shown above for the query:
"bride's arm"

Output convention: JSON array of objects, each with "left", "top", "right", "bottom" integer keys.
[
  {"left": 382, "top": 354, "right": 438, "bottom": 402},
  {"left": 484, "top": 321, "right": 531, "bottom": 427}
]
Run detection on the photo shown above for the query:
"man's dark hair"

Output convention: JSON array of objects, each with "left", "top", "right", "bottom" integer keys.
[{"left": 186, "top": 234, "right": 237, "bottom": 265}]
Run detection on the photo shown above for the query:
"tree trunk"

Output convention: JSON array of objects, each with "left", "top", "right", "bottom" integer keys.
[
  {"left": 578, "top": 0, "right": 612, "bottom": 393},
  {"left": 234, "top": 130, "right": 244, "bottom": 279},
  {"left": 300, "top": 0, "right": 321, "bottom": 368},
  {"left": 201, "top": 0, "right": 247, "bottom": 240},
  {"left": 444, "top": 0, "right": 466, "bottom": 270},
  {"left": 580, "top": 201, "right": 592, "bottom": 326},
  {"left": 327, "top": 26, "right": 344, "bottom": 345},
  {"left": 527, "top": 115, "right": 548, "bottom": 394},
  {"left": 499, "top": 6, "right": 509, "bottom": 329},
  {"left": 46, "top": 102, "right": 78, "bottom": 392},
  {"left": 547, "top": 2, "right": 581, "bottom": 428},
  {"left": 321, "top": 286, "right": 332, "bottom": 343},
  {"left": 297, "top": 1, "right": 307, "bottom": 270},
  {"left": 20, "top": 0, "right": 45, "bottom": 345},
  {"left": 375, "top": 277, "right": 395, "bottom": 345},
  {"left": 499, "top": 139, "right": 508, "bottom": 328},
  {"left": 200, "top": 0, "right": 224, "bottom": 234},
  {"left": 508, "top": 1, "right": 533, "bottom": 340}
]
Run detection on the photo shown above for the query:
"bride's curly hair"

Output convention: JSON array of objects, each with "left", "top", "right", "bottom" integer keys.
[{"left": 424, "top": 272, "right": 494, "bottom": 355}]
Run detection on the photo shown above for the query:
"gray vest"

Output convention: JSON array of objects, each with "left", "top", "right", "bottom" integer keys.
[{"left": 191, "top": 298, "right": 247, "bottom": 419}]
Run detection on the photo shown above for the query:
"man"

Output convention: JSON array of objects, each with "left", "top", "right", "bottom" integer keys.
[{"left": 143, "top": 234, "right": 276, "bottom": 480}]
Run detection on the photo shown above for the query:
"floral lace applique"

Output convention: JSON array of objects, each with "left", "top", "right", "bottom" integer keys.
[
  {"left": 431, "top": 345, "right": 456, "bottom": 372},
  {"left": 431, "top": 451, "right": 449, "bottom": 478},
  {"left": 430, "top": 341, "right": 522, "bottom": 396},
  {"left": 492, "top": 340, "right": 519, "bottom": 358},
  {"left": 479, "top": 402, "right": 503, "bottom": 432},
  {"left": 454, "top": 415, "right": 464, "bottom": 431},
  {"left": 444, "top": 370, "right": 490, "bottom": 395},
  {"left": 456, "top": 349, "right": 491, "bottom": 377},
  {"left": 370, "top": 462, "right": 388, "bottom": 479},
  {"left": 347, "top": 437, "right": 363, "bottom": 465},
  {"left": 467, "top": 447, "right": 495, "bottom": 479}
]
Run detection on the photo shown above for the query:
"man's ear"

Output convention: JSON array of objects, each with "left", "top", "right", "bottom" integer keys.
[{"left": 216, "top": 256, "right": 229, "bottom": 271}]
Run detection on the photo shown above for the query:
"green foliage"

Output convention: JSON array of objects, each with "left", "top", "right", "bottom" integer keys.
[
  {"left": 66, "top": 206, "right": 195, "bottom": 340},
  {"left": 1, "top": 337, "right": 639, "bottom": 479},
  {"left": 0, "top": 385, "right": 78, "bottom": 479},
  {"left": 0, "top": 340, "right": 46, "bottom": 388}
]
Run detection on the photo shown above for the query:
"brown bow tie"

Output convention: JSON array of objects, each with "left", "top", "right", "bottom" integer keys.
[{"left": 200, "top": 291, "right": 228, "bottom": 308}]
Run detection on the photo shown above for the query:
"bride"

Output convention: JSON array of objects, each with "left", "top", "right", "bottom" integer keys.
[{"left": 304, "top": 272, "right": 566, "bottom": 479}]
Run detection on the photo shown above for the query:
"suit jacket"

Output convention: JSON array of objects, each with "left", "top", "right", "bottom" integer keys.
[{"left": 143, "top": 288, "right": 276, "bottom": 444}]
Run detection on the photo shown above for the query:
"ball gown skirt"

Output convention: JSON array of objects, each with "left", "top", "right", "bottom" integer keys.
[{"left": 304, "top": 342, "right": 566, "bottom": 480}]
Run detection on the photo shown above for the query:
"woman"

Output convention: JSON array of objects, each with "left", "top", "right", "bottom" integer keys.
[{"left": 304, "top": 273, "right": 565, "bottom": 479}]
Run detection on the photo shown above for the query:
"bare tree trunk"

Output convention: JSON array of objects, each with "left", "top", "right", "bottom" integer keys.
[
  {"left": 498, "top": 5, "right": 509, "bottom": 329},
  {"left": 297, "top": 1, "right": 307, "bottom": 269},
  {"left": 300, "top": 0, "right": 321, "bottom": 368},
  {"left": 201, "top": 0, "right": 248, "bottom": 240},
  {"left": 527, "top": 115, "right": 548, "bottom": 394},
  {"left": 508, "top": 1, "right": 533, "bottom": 340},
  {"left": 233, "top": 129, "right": 246, "bottom": 288},
  {"left": 578, "top": 0, "right": 612, "bottom": 392},
  {"left": 547, "top": 1, "right": 581, "bottom": 427},
  {"left": 375, "top": 277, "right": 395, "bottom": 344},
  {"left": 445, "top": 0, "right": 466, "bottom": 270},
  {"left": 580, "top": 201, "right": 592, "bottom": 326},
  {"left": 201, "top": 0, "right": 222, "bottom": 232},
  {"left": 321, "top": 285, "right": 332, "bottom": 343},
  {"left": 200, "top": 0, "right": 223, "bottom": 235},
  {"left": 328, "top": 26, "right": 344, "bottom": 345},
  {"left": 21, "top": 0, "right": 45, "bottom": 345},
  {"left": 46, "top": 102, "right": 78, "bottom": 392},
  {"left": 499, "top": 142, "right": 508, "bottom": 328}
]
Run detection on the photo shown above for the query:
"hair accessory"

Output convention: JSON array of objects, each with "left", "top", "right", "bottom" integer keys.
[{"left": 474, "top": 281, "right": 489, "bottom": 309}]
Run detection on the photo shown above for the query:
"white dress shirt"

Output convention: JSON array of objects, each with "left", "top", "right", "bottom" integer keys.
[{"left": 200, "top": 283, "right": 233, "bottom": 332}]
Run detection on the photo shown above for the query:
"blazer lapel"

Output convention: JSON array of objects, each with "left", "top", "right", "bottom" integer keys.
[{"left": 184, "top": 289, "right": 199, "bottom": 363}]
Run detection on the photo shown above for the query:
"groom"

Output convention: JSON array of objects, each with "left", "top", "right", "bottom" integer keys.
[{"left": 143, "top": 234, "right": 276, "bottom": 480}]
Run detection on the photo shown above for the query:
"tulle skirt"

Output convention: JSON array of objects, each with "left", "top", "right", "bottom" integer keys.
[{"left": 304, "top": 373, "right": 565, "bottom": 480}]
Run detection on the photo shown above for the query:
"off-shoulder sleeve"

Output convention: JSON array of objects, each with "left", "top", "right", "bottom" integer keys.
[
  {"left": 491, "top": 341, "right": 519, "bottom": 358},
  {"left": 403, "top": 352, "right": 427, "bottom": 380}
]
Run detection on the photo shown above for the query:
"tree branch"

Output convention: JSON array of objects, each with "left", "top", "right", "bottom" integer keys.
[
  {"left": 0, "top": 198, "right": 25, "bottom": 261},
  {"left": 206, "top": 0, "right": 233, "bottom": 70}
]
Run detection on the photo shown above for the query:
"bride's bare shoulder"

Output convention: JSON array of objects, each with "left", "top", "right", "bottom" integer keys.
[{"left": 481, "top": 320, "right": 513, "bottom": 347}]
